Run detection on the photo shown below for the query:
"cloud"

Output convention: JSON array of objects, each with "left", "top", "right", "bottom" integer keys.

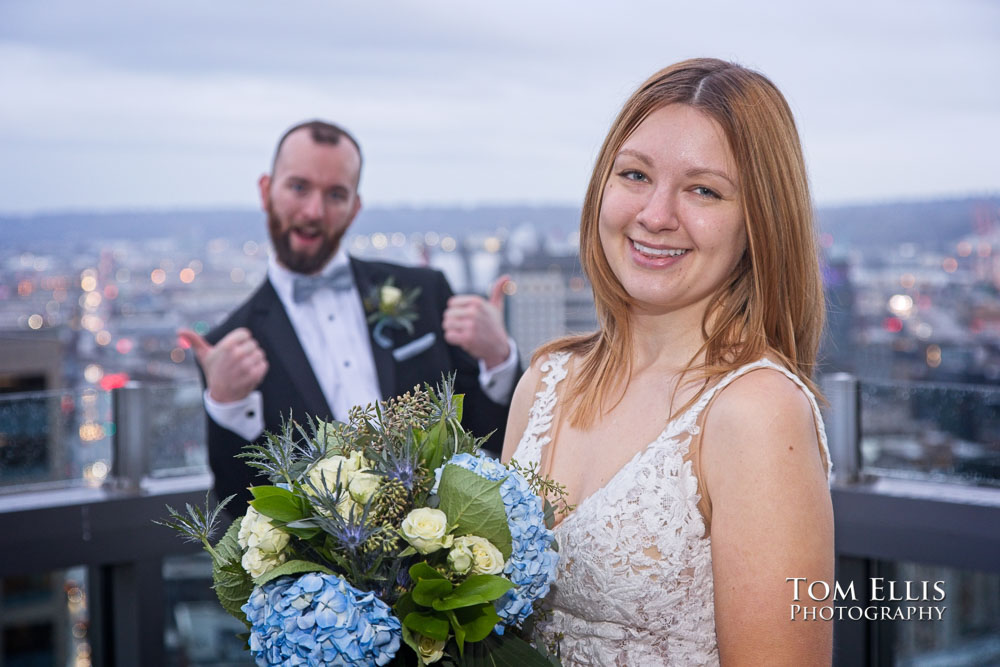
[{"left": 1, "top": 0, "right": 997, "bottom": 212}]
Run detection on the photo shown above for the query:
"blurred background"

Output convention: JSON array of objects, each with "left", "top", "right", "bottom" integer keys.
[{"left": 1, "top": 1, "right": 998, "bottom": 665}]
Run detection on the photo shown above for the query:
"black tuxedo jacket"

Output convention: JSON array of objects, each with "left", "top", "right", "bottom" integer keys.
[{"left": 203, "top": 257, "right": 512, "bottom": 507}]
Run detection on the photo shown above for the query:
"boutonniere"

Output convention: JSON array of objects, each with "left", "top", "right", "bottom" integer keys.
[{"left": 364, "top": 278, "right": 421, "bottom": 348}]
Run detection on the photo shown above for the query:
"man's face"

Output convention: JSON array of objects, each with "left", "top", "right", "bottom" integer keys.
[{"left": 260, "top": 128, "right": 362, "bottom": 275}]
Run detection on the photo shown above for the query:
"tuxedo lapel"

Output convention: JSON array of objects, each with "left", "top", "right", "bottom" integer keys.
[
  {"left": 252, "top": 280, "right": 329, "bottom": 420},
  {"left": 350, "top": 257, "right": 397, "bottom": 400}
]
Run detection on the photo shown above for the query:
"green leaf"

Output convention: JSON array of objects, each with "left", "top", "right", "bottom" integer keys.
[
  {"left": 399, "top": 625, "right": 423, "bottom": 665},
  {"left": 433, "top": 575, "right": 514, "bottom": 610},
  {"left": 453, "top": 603, "right": 500, "bottom": 644},
  {"left": 404, "top": 611, "right": 451, "bottom": 642},
  {"left": 250, "top": 493, "right": 306, "bottom": 523},
  {"left": 211, "top": 518, "right": 254, "bottom": 628},
  {"left": 394, "top": 592, "right": 418, "bottom": 619},
  {"left": 410, "top": 561, "right": 448, "bottom": 581},
  {"left": 542, "top": 497, "right": 556, "bottom": 530},
  {"left": 447, "top": 610, "right": 467, "bottom": 655},
  {"left": 461, "top": 632, "right": 557, "bottom": 666},
  {"left": 253, "top": 559, "right": 333, "bottom": 587},
  {"left": 452, "top": 394, "right": 464, "bottom": 422},
  {"left": 438, "top": 465, "right": 512, "bottom": 560},
  {"left": 282, "top": 518, "right": 321, "bottom": 540},
  {"left": 249, "top": 485, "right": 292, "bottom": 500},
  {"left": 421, "top": 419, "right": 447, "bottom": 470},
  {"left": 413, "top": 578, "right": 454, "bottom": 607},
  {"left": 397, "top": 545, "right": 418, "bottom": 558}
]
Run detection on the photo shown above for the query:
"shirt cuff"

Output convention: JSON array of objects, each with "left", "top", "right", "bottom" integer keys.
[
  {"left": 203, "top": 389, "right": 265, "bottom": 441},
  {"left": 478, "top": 338, "right": 518, "bottom": 404}
]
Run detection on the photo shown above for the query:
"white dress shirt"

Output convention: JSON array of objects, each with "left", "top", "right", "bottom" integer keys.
[{"left": 204, "top": 249, "right": 518, "bottom": 440}]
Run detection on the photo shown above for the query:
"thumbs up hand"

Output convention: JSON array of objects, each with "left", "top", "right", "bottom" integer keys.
[
  {"left": 178, "top": 327, "right": 269, "bottom": 403},
  {"left": 442, "top": 275, "right": 512, "bottom": 369}
]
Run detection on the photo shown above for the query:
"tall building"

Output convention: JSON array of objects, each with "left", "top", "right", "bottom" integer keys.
[{"left": 504, "top": 250, "right": 597, "bottom": 357}]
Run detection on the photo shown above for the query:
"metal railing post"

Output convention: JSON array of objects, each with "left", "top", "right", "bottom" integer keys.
[
  {"left": 822, "top": 372, "right": 861, "bottom": 484},
  {"left": 111, "top": 382, "right": 148, "bottom": 491}
]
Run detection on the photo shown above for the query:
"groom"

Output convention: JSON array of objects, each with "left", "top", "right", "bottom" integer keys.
[{"left": 180, "top": 120, "right": 518, "bottom": 507}]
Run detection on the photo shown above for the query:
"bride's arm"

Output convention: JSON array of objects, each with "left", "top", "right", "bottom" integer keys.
[
  {"left": 701, "top": 369, "right": 834, "bottom": 666},
  {"left": 500, "top": 362, "right": 544, "bottom": 464}
]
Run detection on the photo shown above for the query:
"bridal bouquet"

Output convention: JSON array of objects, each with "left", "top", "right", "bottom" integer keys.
[{"left": 161, "top": 377, "right": 564, "bottom": 666}]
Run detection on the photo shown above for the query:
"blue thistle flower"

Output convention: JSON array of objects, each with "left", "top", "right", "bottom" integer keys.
[
  {"left": 314, "top": 501, "right": 378, "bottom": 555},
  {"left": 375, "top": 433, "right": 422, "bottom": 492}
]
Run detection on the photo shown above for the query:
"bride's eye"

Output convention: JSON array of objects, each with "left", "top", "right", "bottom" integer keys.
[{"left": 619, "top": 169, "right": 648, "bottom": 182}]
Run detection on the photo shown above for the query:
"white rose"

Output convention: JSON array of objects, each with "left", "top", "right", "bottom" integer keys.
[
  {"left": 348, "top": 471, "right": 382, "bottom": 505},
  {"left": 447, "top": 543, "right": 474, "bottom": 575},
  {"left": 336, "top": 494, "right": 362, "bottom": 520},
  {"left": 453, "top": 535, "right": 505, "bottom": 575},
  {"left": 241, "top": 546, "right": 287, "bottom": 579},
  {"left": 400, "top": 508, "right": 452, "bottom": 554},
  {"left": 380, "top": 285, "right": 403, "bottom": 309},
  {"left": 250, "top": 520, "right": 290, "bottom": 553},
  {"left": 307, "top": 455, "right": 357, "bottom": 493},
  {"left": 416, "top": 634, "right": 446, "bottom": 663}
]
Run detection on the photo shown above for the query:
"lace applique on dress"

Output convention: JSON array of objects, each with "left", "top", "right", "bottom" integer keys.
[{"left": 510, "top": 355, "right": 830, "bottom": 666}]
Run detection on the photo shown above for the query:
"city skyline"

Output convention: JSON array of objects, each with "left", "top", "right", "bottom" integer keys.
[{"left": 1, "top": 0, "right": 998, "bottom": 214}]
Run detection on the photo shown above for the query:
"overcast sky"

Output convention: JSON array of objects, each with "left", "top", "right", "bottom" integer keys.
[{"left": 1, "top": 0, "right": 997, "bottom": 214}]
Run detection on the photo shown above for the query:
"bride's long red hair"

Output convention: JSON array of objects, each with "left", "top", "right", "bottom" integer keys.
[{"left": 535, "top": 58, "right": 826, "bottom": 427}]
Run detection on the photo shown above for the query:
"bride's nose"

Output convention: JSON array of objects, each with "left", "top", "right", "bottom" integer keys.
[{"left": 635, "top": 185, "right": 680, "bottom": 232}]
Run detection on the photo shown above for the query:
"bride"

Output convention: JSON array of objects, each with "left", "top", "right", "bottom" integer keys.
[{"left": 502, "top": 58, "right": 834, "bottom": 665}]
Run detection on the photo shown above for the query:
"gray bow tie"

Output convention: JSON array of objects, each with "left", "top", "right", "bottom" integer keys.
[{"left": 292, "top": 265, "right": 354, "bottom": 303}]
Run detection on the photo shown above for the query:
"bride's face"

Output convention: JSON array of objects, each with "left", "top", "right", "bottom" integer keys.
[{"left": 598, "top": 104, "right": 747, "bottom": 317}]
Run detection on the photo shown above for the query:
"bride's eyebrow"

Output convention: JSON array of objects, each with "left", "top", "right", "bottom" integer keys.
[
  {"left": 686, "top": 167, "right": 737, "bottom": 189},
  {"left": 614, "top": 148, "right": 653, "bottom": 167}
]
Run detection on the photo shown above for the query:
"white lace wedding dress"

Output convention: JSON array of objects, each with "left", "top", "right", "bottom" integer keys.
[{"left": 511, "top": 352, "right": 831, "bottom": 666}]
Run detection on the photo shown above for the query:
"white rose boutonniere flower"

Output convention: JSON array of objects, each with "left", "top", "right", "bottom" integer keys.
[
  {"left": 364, "top": 277, "right": 421, "bottom": 348},
  {"left": 380, "top": 284, "right": 403, "bottom": 309}
]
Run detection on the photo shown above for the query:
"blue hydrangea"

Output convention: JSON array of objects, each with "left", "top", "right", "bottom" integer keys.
[
  {"left": 437, "top": 452, "right": 559, "bottom": 630},
  {"left": 241, "top": 572, "right": 401, "bottom": 666}
]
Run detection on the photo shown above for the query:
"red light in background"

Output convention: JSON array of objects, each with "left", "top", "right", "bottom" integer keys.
[
  {"left": 883, "top": 317, "right": 903, "bottom": 333},
  {"left": 115, "top": 338, "right": 133, "bottom": 354},
  {"left": 99, "top": 373, "right": 129, "bottom": 391}
]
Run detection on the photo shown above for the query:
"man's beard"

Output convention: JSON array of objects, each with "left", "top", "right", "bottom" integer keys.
[{"left": 267, "top": 205, "right": 342, "bottom": 275}]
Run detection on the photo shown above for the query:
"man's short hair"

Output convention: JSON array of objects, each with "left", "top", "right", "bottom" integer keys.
[{"left": 271, "top": 120, "right": 364, "bottom": 177}]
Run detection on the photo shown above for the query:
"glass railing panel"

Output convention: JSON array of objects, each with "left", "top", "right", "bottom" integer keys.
[
  {"left": 145, "top": 381, "right": 209, "bottom": 478},
  {"left": 859, "top": 379, "right": 1000, "bottom": 487},
  {"left": 0, "top": 567, "right": 91, "bottom": 666},
  {"left": 163, "top": 552, "right": 249, "bottom": 666},
  {"left": 892, "top": 562, "right": 1000, "bottom": 666},
  {"left": 0, "top": 388, "right": 113, "bottom": 491}
]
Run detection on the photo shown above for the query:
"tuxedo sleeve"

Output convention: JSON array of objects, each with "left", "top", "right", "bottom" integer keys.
[
  {"left": 200, "top": 324, "right": 267, "bottom": 513},
  {"left": 431, "top": 271, "right": 516, "bottom": 457}
]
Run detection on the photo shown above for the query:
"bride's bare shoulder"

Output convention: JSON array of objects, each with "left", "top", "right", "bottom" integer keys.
[
  {"left": 501, "top": 353, "right": 567, "bottom": 462},
  {"left": 701, "top": 362, "right": 826, "bottom": 497}
]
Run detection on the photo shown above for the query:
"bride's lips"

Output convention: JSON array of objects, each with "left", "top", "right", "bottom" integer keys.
[{"left": 628, "top": 238, "right": 690, "bottom": 268}]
